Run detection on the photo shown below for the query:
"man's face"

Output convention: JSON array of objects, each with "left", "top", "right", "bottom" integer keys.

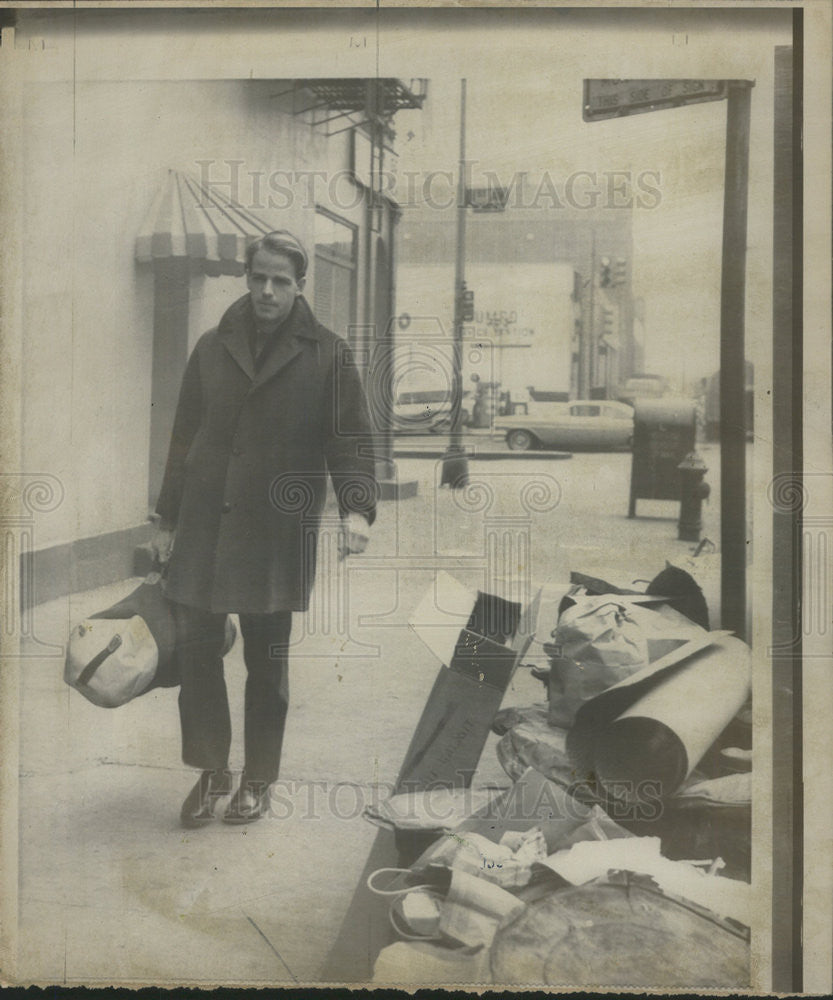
[{"left": 246, "top": 249, "right": 305, "bottom": 328}]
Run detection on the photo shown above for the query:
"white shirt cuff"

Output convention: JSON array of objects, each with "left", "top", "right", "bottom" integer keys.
[{"left": 343, "top": 511, "right": 371, "bottom": 537}]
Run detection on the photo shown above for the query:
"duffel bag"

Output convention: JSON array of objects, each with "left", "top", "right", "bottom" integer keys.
[{"left": 65, "top": 569, "right": 236, "bottom": 708}]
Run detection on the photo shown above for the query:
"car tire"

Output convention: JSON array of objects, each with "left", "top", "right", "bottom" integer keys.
[{"left": 507, "top": 429, "right": 536, "bottom": 451}]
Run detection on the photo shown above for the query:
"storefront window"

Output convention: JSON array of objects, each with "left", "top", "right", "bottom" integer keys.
[{"left": 314, "top": 209, "right": 357, "bottom": 341}]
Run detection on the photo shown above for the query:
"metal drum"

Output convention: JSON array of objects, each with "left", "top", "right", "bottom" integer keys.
[{"left": 491, "top": 879, "right": 749, "bottom": 988}]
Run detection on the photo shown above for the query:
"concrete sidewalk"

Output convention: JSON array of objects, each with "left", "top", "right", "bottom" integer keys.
[{"left": 15, "top": 449, "right": 729, "bottom": 985}]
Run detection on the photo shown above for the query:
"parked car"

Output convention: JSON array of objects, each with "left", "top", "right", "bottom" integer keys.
[
  {"left": 392, "top": 388, "right": 471, "bottom": 434},
  {"left": 494, "top": 400, "right": 634, "bottom": 451}
]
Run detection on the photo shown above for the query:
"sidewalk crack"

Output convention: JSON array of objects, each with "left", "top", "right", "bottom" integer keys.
[{"left": 242, "top": 909, "right": 298, "bottom": 983}]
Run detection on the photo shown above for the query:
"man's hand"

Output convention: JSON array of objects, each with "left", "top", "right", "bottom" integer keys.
[
  {"left": 151, "top": 523, "right": 176, "bottom": 566},
  {"left": 338, "top": 512, "right": 370, "bottom": 561}
]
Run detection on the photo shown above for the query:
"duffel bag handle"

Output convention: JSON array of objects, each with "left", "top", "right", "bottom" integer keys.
[{"left": 76, "top": 632, "right": 123, "bottom": 686}]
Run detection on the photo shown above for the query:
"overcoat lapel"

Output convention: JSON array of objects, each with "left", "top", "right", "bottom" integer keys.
[
  {"left": 218, "top": 295, "right": 322, "bottom": 389},
  {"left": 252, "top": 296, "right": 323, "bottom": 389},
  {"left": 217, "top": 297, "right": 256, "bottom": 382},
  {"left": 253, "top": 332, "right": 303, "bottom": 389}
]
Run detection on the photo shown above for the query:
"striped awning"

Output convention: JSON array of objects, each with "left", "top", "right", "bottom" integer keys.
[{"left": 136, "top": 170, "right": 275, "bottom": 277}]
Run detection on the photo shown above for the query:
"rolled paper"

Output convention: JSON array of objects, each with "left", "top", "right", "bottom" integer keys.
[{"left": 567, "top": 634, "right": 750, "bottom": 802}]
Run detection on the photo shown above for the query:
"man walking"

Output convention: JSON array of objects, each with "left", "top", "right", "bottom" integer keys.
[{"left": 152, "top": 230, "right": 377, "bottom": 826}]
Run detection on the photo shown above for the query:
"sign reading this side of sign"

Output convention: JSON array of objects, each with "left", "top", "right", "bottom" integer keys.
[{"left": 583, "top": 79, "right": 729, "bottom": 121}]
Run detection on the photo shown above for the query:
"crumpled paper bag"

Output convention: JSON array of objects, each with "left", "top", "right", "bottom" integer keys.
[{"left": 547, "top": 596, "right": 649, "bottom": 727}]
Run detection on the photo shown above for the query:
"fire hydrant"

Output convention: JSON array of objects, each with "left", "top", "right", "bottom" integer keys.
[{"left": 677, "top": 452, "right": 710, "bottom": 542}]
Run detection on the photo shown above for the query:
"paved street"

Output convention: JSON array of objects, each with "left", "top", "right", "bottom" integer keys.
[{"left": 16, "top": 444, "right": 738, "bottom": 985}]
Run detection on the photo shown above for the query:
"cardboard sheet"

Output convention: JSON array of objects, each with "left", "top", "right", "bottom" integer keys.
[{"left": 397, "top": 575, "right": 541, "bottom": 792}]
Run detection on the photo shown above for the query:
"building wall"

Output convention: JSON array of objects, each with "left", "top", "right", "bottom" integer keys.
[
  {"left": 466, "top": 263, "right": 576, "bottom": 398},
  {"left": 19, "top": 76, "right": 366, "bottom": 553},
  {"left": 395, "top": 205, "right": 632, "bottom": 403},
  {"left": 22, "top": 79, "right": 158, "bottom": 552},
  {"left": 398, "top": 207, "right": 633, "bottom": 275},
  {"left": 393, "top": 260, "right": 577, "bottom": 401}
]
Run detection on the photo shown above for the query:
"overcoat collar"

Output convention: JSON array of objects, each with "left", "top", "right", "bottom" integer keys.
[{"left": 217, "top": 294, "right": 325, "bottom": 387}]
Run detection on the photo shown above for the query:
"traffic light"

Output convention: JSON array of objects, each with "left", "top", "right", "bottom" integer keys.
[
  {"left": 459, "top": 284, "right": 474, "bottom": 322},
  {"left": 612, "top": 257, "right": 628, "bottom": 286},
  {"left": 602, "top": 306, "right": 616, "bottom": 337},
  {"left": 599, "top": 257, "right": 612, "bottom": 288}
]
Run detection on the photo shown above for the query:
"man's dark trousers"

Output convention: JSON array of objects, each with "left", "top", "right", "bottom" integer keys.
[{"left": 172, "top": 601, "right": 292, "bottom": 787}]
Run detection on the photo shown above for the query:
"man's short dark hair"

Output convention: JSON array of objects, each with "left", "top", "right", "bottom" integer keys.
[{"left": 245, "top": 231, "right": 309, "bottom": 279}]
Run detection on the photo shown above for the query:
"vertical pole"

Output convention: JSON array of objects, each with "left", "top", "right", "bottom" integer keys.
[
  {"left": 363, "top": 81, "right": 420, "bottom": 499},
  {"left": 441, "top": 78, "right": 470, "bottom": 488},
  {"left": 771, "top": 43, "right": 801, "bottom": 993},
  {"left": 719, "top": 82, "right": 753, "bottom": 640},
  {"left": 149, "top": 257, "right": 191, "bottom": 508},
  {"left": 363, "top": 79, "right": 378, "bottom": 386},
  {"left": 374, "top": 231, "right": 396, "bottom": 482},
  {"left": 370, "top": 90, "right": 395, "bottom": 482},
  {"left": 0, "top": 28, "right": 23, "bottom": 980},
  {"left": 586, "top": 230, "right": 596, "bottom": 398}
]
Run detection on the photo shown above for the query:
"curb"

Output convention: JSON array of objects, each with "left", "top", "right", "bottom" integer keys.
[{"left": 393, "top": 449, "right": 574, "bottom": 461}]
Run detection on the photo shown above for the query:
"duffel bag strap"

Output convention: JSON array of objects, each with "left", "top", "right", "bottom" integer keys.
[{"left": 77, "top": 633, "right": 123, "bottom": 686}]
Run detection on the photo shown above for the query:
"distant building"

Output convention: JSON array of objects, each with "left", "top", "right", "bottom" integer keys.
[{"left": 396, "top": 199, "right": 636, "bottom": 403}]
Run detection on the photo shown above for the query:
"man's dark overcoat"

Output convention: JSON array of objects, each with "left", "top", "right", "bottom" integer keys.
[{"left": 156, "top": 293, "right": 377, "bottom": 614}]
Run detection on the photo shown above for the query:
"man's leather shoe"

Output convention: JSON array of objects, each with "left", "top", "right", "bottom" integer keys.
[
  {"left": 223, "top": 780, "right": 269, "bottom": 824},
  {"left": 180, "top": 769, "right": 233, "bottom": 829}
]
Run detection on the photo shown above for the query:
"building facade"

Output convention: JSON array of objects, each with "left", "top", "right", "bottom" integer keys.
[
  {"left": 395, "top": 199, "right": 637, "bottom": 408},
  {"left": 3, "top": 11, "right": 423, "bottom": 605}
]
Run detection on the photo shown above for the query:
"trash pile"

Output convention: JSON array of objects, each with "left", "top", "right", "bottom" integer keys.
[{"left": 363, "top": 565, "right": 752, "bottom": 987}]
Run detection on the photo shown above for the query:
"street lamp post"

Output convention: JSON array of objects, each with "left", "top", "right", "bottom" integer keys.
[{"left": 440, "top": 78, "right": 470, "bottom": 489}]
